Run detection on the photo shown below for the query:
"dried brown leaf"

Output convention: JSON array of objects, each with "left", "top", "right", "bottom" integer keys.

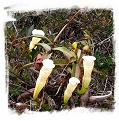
[
  {"left": 17, "top": 88, "right": 34, "bottom": 102},
  {"left": 89, "top": 91, "right": 112, "bottom": 103},
  {"left": 34, "top": 54, "right": 43, "bottom": 71},
  {"left": 15, "top": 102, "right": 30, "bottom": 111}
]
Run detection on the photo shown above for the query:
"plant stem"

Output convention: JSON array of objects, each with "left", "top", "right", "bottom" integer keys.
[
  {"left": 52, "top": 9, "right": 82, "bottom": 46},
  {"left": 77, "top": 77, "right": 91, "bottom": 94}
]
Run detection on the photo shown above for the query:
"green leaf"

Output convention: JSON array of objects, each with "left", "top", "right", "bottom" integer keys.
[
  {"left": 54, "top": 59, "right": 69, "bottom": 66},
  {"left": 27, "top": 24, "right": 34, "bottom": 36},
  {"left": 42, "top": 26, "right": 47, "bottom": 33},
  {"left": 85, "top": 30, "right": 90, "bottom": 35},
  {"left": 15, "top": 13, "right": 25, "bottom": 21},
  {"left": 42, "top": 52, "right": 52, "bottom": 59},
  {"left": 19, "top": 27, "right": 27, "bottom": 35},
  {"left": 19, "top": 62, "right": 34, "bottom": 71},
  {"left": 106, "top": 24, "right": 113, "bottom": 31},
  {"left": 5, "top": 21, "right": 13, "bottom": 27},
  {"left": 53, "top": 47, "right": 76, "bottom": 59},
  {"left": 71, "top": 64, "right": 80, "bottom": 78},
  {"left": 94, "top": 48, "right": 99, "bottom": 57},
  {"left": 71, "top": 64, "right": 76, "bottom": 77},
  {"left": 75, "top": 64, "right": 80, "bottom": 79},
  {"left": 47, "top": 53, "right": 52, "bottom": 59},
  {"left": 33, "top": 35, "right": 52, "bottom": 44},
  {"left": 36, "top": 43, "right": 51, "bottom": 51}
]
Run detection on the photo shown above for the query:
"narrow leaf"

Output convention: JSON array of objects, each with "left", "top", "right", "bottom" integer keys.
[
  {"left": 15, "top": 13, "right": 25, "bottom": 21},
  {"left": 53, "top": 47, "right": 76, "bottom": 59},
  {"left": 32, "top": 35, "right": 52, "bottom": 44},
  {"left": 19, "top": 62, "right": 34, "bottom": 71},
  {"left": 42, "top": 52, "right": 52, "bottom": 59},
  {"left": 47, "top": 53, "right": 52, "bottom": 59},
  {"left": 71, "top": 64, "right": 76, "bottom": 77},
  {"left": 27, "top": 24, "right": 34, "bottom": 36},
  {"left": 71, "top": 63, "right": 80, "bottom": 78},
  {"left": 54, "top": 59, "right": 69, "bottom": 66},
  {"left": 70, "top": 56, "right": 76, "bottom": 63},
  {"left": 36, "top": 43, "right": 51, "bottom": 51}
]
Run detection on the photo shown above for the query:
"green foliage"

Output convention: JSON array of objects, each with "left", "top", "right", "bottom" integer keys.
[
  {"left": 53, "top": 47, "right": 76, "bottom": 60},
  {"left": 94, "top": 48, "right": 115, "bottom": 72},
  {"left": 54, "top": 59, "right": 69, "bottom": 66},
  {"left": 9, "top": 85, "right": 21, "bottom": 97},
  {"left": 6, "top": 8, "right": 114, "bottom": 111},
  {"left": 36, "top": 43, "right": 51, "bottom": 51}
]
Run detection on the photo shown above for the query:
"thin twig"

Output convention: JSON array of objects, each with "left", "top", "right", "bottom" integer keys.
[
  {"left": 13, "top": 21, "right": 18, "bottom": 36},
  {"left": 6, "top": 35, "right": 32, "bottom": 42},
  {"left": 89, "top": 91, "right": 112, "bottom": 103},
  {"left": 94, "top": 34, "right": 113, "bottom": 46},
  {"left": 102, "top": 75, "right": 108, "bottom": 95},
  {"left": 54, "top": 62, "right": 70, "bottom": 96},
  {"left": 52, "top": 9, "right": 83, "bottom": 46}
]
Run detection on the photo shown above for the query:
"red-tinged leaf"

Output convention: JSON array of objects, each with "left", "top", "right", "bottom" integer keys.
[
  {"left": 79, "top": 58, "right": 83, "bottom": 65},
  {"left": 70, "top": 56, "right": 76, "bottom": 63},
  {"left": 53, "top": 47, "right": 76, "bottom": 60},
  {"left": 13, "top": 43, "right": 21, "bottom": 47}
]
